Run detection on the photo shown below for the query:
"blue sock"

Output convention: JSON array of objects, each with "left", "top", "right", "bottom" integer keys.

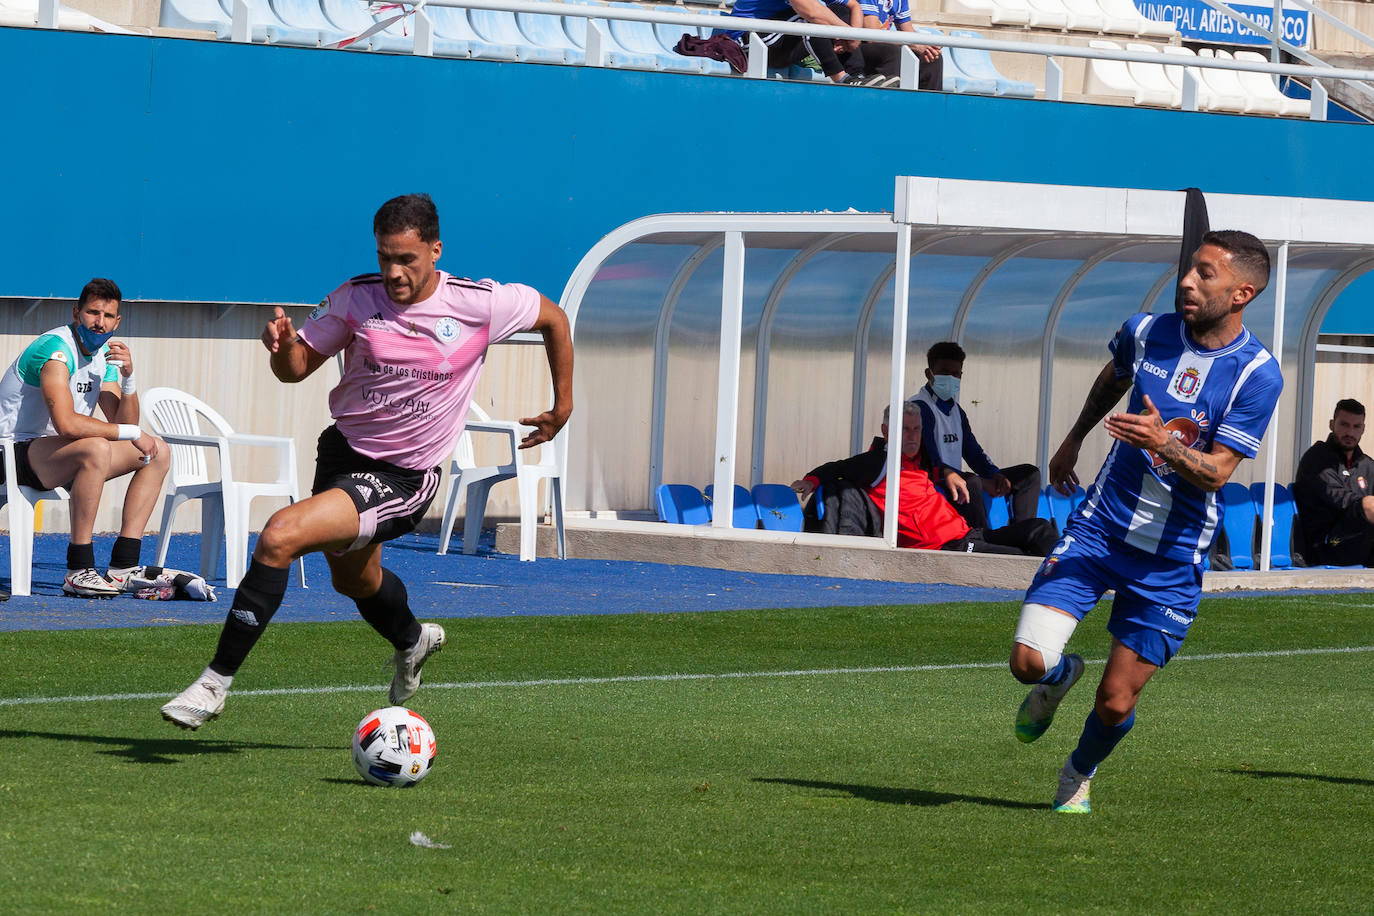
[
  {"left": 1070, "top": 708, "right": 1135, "bottom": 778},
  {"left": 1038, "top": 654, "right": 1074, "bottom": 687}
]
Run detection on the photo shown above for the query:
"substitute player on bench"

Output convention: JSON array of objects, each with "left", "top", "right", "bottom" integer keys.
[
  {"left": 1007, "top": 230, "right": 1282, "bottom": 813},
  {"left": 162, "top": 193, "right": 573, "bottom": 729}
]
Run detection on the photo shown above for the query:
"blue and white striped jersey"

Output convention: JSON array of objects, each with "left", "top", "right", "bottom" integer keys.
[{"left": 1074, "top": 311, "right": 1283, "bottom": 564}]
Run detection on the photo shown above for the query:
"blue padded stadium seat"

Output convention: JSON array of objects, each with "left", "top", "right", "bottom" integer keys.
[
  {"left": 1250, "top": 482, "right": 1295, "bottom": 569},
  {"left": 915, "top": 27, "right": 996, "bottom": 94},
  {"left": 1046, "top": 485, "right": 1085, "bottom": 533},
  {"left": 515, "top": 10, "right": 586, "bottom": 65},
  {"left": 468, "top": 8, "right": 566, "bottom": 63},
  {"left": 705, "top": 484, "right": 758, "bottom": 530},
  {"left": 319, "top": 0, "right": 411, "bottom": 51},
  {"left": 426, "top": 6, "right": 520, "bottom": 60},
  {"left": 985, "top": 492, "right": 1010, "bottom": 529},
  {"left": 949, "top": 30, "right": 1037, "bottom": 97},
  {"left": 563, "top": 10, "right": 660, "bottom": 70},
  {"left": 606, "top": 3, "right": 699, "bottom": 72},
  {"left": 655, "top": 484, "right": 710, "bottom": 525},
  {"left": 160, "top": 0, "right": 241, "bottom": 40},
  {"left": 263, "top": 0, "right": 345, "bottom": 46},
  {"left": 752, "top": 484, "right": 805, "bottom": 532},
  {"left": 1215, "top": 482, "right": 1257, "bottom": 570}
]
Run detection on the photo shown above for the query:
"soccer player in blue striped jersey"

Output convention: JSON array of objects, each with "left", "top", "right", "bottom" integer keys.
[{"left": 1007, "top": 230, "right": 1283, "bottom": 813}]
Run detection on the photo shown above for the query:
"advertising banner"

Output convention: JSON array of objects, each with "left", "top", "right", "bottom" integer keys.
[{"left": 1133, "top": 0, "right": 1311, "bottom": 47}]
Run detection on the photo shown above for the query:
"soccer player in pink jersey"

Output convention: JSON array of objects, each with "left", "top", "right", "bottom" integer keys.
[{"left": 162, "top": 194, "right": 573, "bottom": 729}]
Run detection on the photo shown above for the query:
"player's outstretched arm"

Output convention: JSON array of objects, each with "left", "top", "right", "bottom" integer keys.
[
  {"left": 263, "top": 306, "right": 328, "bottom": 383},
  {"left": 518, "top": 295, "right": 574, "bottom": 450},
  {"left": 1049, "top": 360, "right": 1133, "bottom": 494}
]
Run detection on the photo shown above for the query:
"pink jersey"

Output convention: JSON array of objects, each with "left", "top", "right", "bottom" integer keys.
[{"left": 298, "top": 271, "right": 541, "bottom": 470}]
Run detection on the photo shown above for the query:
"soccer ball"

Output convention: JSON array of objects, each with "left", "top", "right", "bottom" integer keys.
[{"left": 351, "top": 706, "right": 437, "bottom": 787}]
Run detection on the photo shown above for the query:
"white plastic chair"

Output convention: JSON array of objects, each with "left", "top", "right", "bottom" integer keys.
[
  {"left": 0, "top": 437, "right": 70, "bottom": 597},
  {"left": 1204, "top": 48, "right": 1281, "bottom": 115},
  {"left": 141, "top": 387, "right": 306, "bottom": 589},
  {"left": 436, "top": 404, "right": 565, "bottom": 562},
  {"left": 1233, "top": 50, "right": 1312, "bottom": 117},
  {"left": 1159, "top": 45, "right": 1227, "bottom": 111}
]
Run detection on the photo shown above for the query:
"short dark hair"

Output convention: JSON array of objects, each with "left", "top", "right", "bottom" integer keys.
[
  {"left": 926, "top": 340, "right": 966, "bottom": 367},
  {"left": 1334, "top": 398, "right": 1365, "bottom": 419},
  {"left": 374, "top": 193, "right": 440, "bottom": 243},
  {"left": 77, "top": 277, "right": 122, "bottom": 309},
  {"left": 1202, "top": 230, "right": 1270, "bottom": 298}
]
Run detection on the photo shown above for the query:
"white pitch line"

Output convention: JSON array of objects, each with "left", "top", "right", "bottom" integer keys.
[{"left": 2, "top": 644, "right": 1372, "bottom": 709}]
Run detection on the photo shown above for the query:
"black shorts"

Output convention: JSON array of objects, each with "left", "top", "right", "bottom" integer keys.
[
  {"left": 312, "top": 425, "right": 440, "bottom": 553},
  {"left": 0, "top": 440, "right": 67, "bottom": 490}
]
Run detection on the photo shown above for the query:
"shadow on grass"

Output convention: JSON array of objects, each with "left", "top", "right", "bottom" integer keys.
[
  {"left": 0, "top": 728, "right": 338, "bottom": 765},
  {"left": 755, "top": 777, "right": 1043, "bottom": 810},
  {"left": 1225, "top": 768, "right": 1374, "bottom": 788}
]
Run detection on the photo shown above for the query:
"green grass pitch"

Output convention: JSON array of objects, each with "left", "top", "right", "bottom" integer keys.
[{"left": 0, "top": 594, "right": 1371, "bottom": 913}]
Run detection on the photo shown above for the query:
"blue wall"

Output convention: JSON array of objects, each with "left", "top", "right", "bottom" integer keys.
[{"left": 3, "top": 25, "right": 1373, "bottom": 308}]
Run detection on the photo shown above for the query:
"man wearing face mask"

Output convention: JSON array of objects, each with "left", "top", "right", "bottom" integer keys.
[
  {"left": 0, "top": 278, "right": 170, "bottom": 597},
  {"left": 909, "top": 341, "right": 1042, "bottom": 529}
]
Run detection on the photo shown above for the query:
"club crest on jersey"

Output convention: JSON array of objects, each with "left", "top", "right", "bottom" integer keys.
[
  {"left": 1173, "top": 366, "right": 1202, "bottom": 398},
  {"left": 434, "top": 317, "right": 460, "bottom": 344},
  {"left": 1146, "top": 409, "right": 1210, "bottom": 472}
]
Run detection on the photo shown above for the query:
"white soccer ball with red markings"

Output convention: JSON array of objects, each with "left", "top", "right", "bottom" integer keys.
[{"left": 351, "top": 706, "right": 437, "bottom": 787}]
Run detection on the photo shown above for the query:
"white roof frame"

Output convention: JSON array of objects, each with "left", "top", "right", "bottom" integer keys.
[{"left": 559, "top": 177, "right": 1374, "bottom": 570}]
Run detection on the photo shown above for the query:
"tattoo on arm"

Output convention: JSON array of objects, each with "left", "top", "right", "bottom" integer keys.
[
  {"left": 1067, "top": 367, "right": 1132, "bottom": 443},
  {"left": 1157, "top": 437, "right": 1222, "bottom": 488}
]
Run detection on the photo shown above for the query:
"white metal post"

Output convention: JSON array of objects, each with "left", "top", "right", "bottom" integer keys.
[
  {"left": 884, "top": 222, "right": 912, "bottom": 548},
  {"left": 413, "top": 9, "right": 434, "bottom": 56},
  {"left": 231, "top": 0, "right": 251, "bottom": 42},
  {"left": 748, "top": 33, "right": 768, "bottom": 79},
  {"left": 712, "top": 231, "right": 746, "bottom": 529},
  {"left": 1310, "top": 79, "right": 1328, "bottom": 120},
  {"left": 37, "top": 0, "right": 58, "bottom": 28},
  {"left": 900, "top": 46, "right": 918, "bottom": 90},
  {"left": 1045, "top": 58, "right": 1063, "bottom": 101},
  {"left": 1258, "top": 241, "right": 1289, "bottom": 571},
  {"left": 586, "top": 20, "right": 606, "bottom": 67}
]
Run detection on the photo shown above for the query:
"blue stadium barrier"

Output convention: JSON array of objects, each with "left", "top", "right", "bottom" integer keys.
[
  {"left": 1215, "top": 481, "right": 1257, "bottom": 570},
  {"left": 655, "top": 484, "right": 710, "bottom": 525},
  {"left": 1250, "top": 482, "right": 1295, "bottom": 569},
  {"left": 704, "top": 484, "right": 758, "bottom": 529},
  {"left": 949, "top": 30, "right": 1036, "bottom": 97},
  {"left": 751, "top": 483, "right": 805, "bottom": 532}
]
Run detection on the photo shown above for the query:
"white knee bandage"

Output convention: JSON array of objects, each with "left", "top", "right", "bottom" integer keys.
[{"left": 1013, "top": 603, "right": 1080, "bottom": 671}]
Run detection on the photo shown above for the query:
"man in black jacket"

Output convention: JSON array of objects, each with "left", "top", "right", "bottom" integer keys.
[{"left": 1294, "top": 398, "right": 1374, "bottom": 567}]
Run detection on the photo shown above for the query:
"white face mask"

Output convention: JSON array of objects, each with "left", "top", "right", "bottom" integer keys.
[{"left": 930, "top": 375, "right": 960, "bottom": 402}]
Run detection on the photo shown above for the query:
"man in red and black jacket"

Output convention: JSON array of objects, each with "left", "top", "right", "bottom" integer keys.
[
  {"left": 792, "top": 402, "right": 1055, "bottom": 555},
  {"left": 1294, "top": 398, "right": 1374, "bottom": 567}
]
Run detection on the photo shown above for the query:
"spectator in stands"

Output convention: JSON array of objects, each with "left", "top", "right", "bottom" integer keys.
[
  {"left": 790, "top": 402, "right": 1056, "bottom": 554},
  {"left": 1293, "top": 398, "right": 1374, "bottom": 567},
  {"left": 716, "top": 0, "right": 864, "bottom": 83},
  {"left": 910, "top": 340, "right": 1042, "bottom": 529},
  {"left": 838, "top": 0, "right": 943, "bottom": 89},
  {"left": 0, "top": 279, "right": 170, "bottom": 598}
]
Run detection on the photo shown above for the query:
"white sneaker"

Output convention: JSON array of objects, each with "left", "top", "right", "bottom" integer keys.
[
  {"left": 1053, "top": 758, "right": 1092, "bottom": 813},
  {"left": 105, "top": 565, "right": 146, "bottom": 593},
  {"left": 161, "top": 676, "right": 228, "bottom": 730},
  {"left": 388, "top": 623, "right": 446, "bottom": 705},
  {"left": 63, "top": 568, "right": 121, "bottom": 599}
]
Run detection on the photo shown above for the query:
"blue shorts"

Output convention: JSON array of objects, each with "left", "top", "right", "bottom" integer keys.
[{"left": 1023, "top": 520, "right": 1203, "bottom": 668}]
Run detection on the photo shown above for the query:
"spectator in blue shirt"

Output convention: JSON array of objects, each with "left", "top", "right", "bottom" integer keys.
[
  {"left": 910, "top": 340, "right": 1042, "bottom": 528},
  {"left": 716, "top": 0, "right": 864, "bottom": 82},
  {"left": 838, "top": 0, "right": 943, "bottom": 89}
]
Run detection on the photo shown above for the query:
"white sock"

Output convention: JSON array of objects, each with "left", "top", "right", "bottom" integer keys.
[{"left": 200, "top": 666, "right": 232, "bottom": 689}]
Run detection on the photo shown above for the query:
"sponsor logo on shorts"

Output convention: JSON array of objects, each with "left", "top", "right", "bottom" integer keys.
[
  {"left": 350, "top": 472, "right": 393, "bottom": 498},
  {"left": 1162, "top": 607, "right": 1191, "bottom": 626},
  {"left": 357, "top": 485, "right": 373, "bottom": 502}
]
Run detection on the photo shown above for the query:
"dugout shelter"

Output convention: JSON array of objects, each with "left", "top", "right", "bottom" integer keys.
[{"left": 558, "top": 176, "right": 1374, "bottom": 571}]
